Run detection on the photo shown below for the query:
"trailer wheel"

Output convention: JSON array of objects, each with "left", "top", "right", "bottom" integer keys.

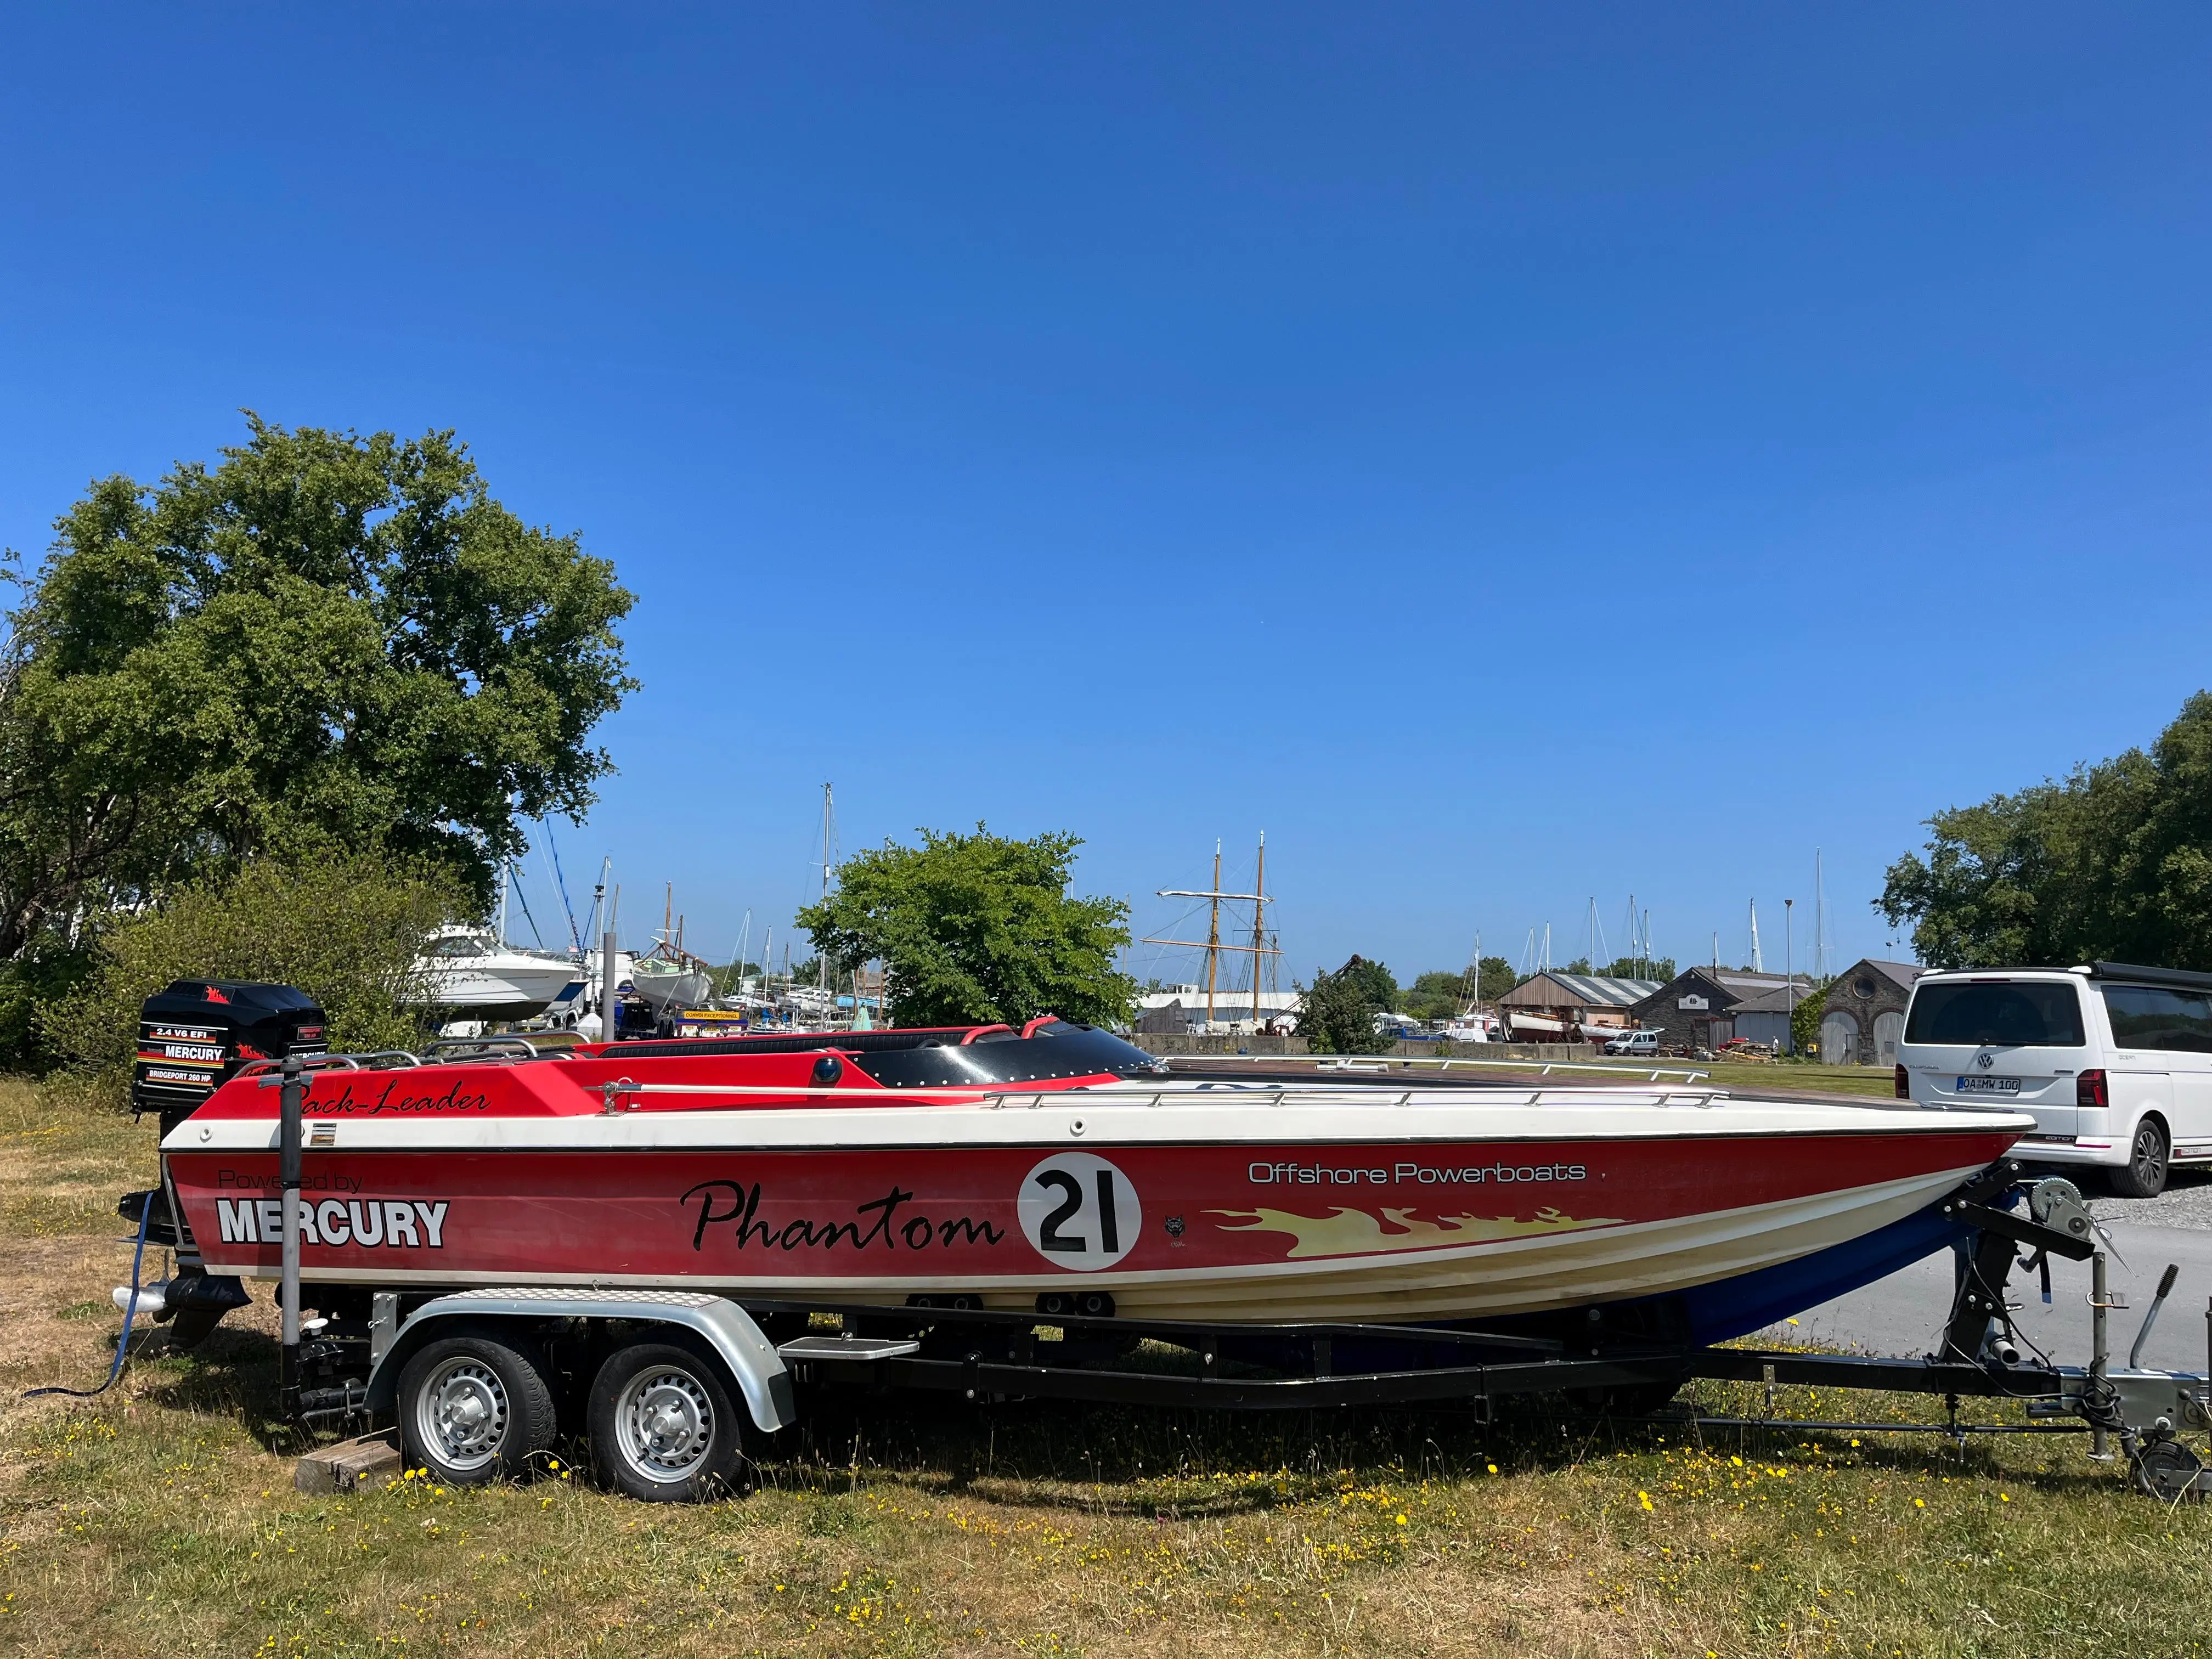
[
  {"left": 2132, "top": 1437, "right": 2207, "bottom": 1503},
  {"left": 397, "top": 1328, "right": 557, "bottom": 1486},
  {"left": 588, "top": 1336, "right": 751, "bottom": 1502}
]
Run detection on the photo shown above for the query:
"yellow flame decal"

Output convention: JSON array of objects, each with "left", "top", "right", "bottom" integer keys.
[{"left": 1207, "top": 1204, "right": 1624, "bottom": 1260}]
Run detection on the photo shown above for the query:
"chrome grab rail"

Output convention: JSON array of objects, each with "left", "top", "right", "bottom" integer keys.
[{"left": 245, "top": 1049, "right": 426, "bottom": 1083}]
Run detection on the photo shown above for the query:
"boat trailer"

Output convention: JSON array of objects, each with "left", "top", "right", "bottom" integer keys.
[
  {"left": 251, "top": 1160, "right": 2210, "bottom": 1504},
  {"left": 109, "top": 1059, "right": 2212, "bottom": 1503}
]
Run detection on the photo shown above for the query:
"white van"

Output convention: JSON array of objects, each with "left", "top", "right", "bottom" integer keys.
[
  {"left": 1602, "top": 1028, "right": 1662, "bottom": 1057},
  {"left": 1894, "top": 962, "right": 2212, "bottom": 1197}
]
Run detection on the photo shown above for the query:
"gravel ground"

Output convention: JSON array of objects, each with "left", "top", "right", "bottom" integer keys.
[{"left": 2085, "top": 1164, "right": 2212, "bottom": 1231}]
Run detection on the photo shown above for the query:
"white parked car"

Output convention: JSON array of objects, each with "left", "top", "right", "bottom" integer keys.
[
  {"left": 1602, "top": 1028, "right": 1663, "bottom": 1057},
  {"left": 1894, "top": 962, "right": 2212, "bottom": 1198}
]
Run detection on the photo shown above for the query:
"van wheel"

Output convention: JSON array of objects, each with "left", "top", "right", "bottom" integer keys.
[
  {"left": 588, "top": 1336, "right": 751, "bottom": 1502},
  {"left": 397, "top": 1327, "right": 557, "bottom": 1486},
  {"left": 2111, "top": 1116, "right": 2170, "bottom": 1199}
]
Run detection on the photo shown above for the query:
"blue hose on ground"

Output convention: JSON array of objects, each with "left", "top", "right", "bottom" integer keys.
[{"left": 24, "top": 1193, "right": 154, "bottom": 1399}]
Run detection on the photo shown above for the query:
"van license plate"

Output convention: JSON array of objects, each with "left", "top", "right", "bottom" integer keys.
[{"left": 1954, "top": 1076, "right": 2022, "bottom": 1094}]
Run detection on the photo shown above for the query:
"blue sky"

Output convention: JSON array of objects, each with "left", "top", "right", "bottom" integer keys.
[{"left": 3, "top": 5, "right": 2208, "bottom": 989}]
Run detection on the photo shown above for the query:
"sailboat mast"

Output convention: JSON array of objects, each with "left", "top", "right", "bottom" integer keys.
[
  {"left": 1815, "top": 848, "right": 1827, "bottom": 980},
  {"left": 1250, "top": 833, "right": 1266, "bottom": 1027},
  {"left": 820, "top": 783, "right": 834, "bottom": 994},
  {"left": 1205, "top": 840, "right": 1221, "bottom": 1028}
]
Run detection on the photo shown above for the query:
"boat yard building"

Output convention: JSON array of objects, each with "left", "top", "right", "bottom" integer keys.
[
  {"left": 1497, "top": 971, "right": 1662, "bottom": 1036},
  {"left": 1628, "top": 968, "right": 1814, "bottom": 1052},
  {"left": 1135, "top": 986, "right": 1302, "bottom": 1036},
  {"left": 1815, "top": 958, "right": 1925, "bottom": 1065}
]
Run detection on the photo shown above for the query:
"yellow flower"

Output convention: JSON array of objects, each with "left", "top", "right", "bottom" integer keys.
[{"left": 1638, "top": 1492, "right": 1654, "bottom": 1511}]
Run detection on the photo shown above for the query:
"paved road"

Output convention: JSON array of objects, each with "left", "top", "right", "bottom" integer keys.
[{"left": 1754, "top": 1169, "right": 2212, "bottom": 1372}]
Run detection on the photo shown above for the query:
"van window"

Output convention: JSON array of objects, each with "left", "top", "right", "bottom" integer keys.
[
  {"left": 2100, "top": 984, "right": 2212, "bottom": 1053},
  {"left": 1904, "top": 981, "right": 2085, "bottom": 1047}
]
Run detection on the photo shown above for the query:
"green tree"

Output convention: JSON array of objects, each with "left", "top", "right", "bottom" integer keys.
[
  {"left": 0, "top": 415, "right": 635, "bottom": 962},
  {"left": 1476, "top": 955, "right": 1516, "bottom": 1002},
  {"left": 1876, "top": 692, "right": 2212, "bottom": 967},
  {"left": 1788, "top": 982, "right": 1829, "bottom": 1058},
  {"left": 42, "top": 848, "right": 465, "bottom": 1100},
  {"left": 1603, "top": 955, "right": 1675, "bottom": 981},
  {"left": 1297, "top": 955, "right": 1398, "bottom": 1054},
  {"left": 796, "top": 826, "right": 1135, "bottom": 1028},
  {"left": 1403, "top": 970, "right": 1466, "bottom": 1022}
]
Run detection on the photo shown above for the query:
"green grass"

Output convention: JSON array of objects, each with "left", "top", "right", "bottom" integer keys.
[{"left": 4, "top": 1075, "right": 2209, "bottom": 1657}]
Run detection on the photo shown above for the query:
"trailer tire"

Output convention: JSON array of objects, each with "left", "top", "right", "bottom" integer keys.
[
  {"left": 588, "top": 1335, "right": 751, "bottom": 1502},
  {"left": 397, "top": 1327, "right": 558, "bottom": 1486}
]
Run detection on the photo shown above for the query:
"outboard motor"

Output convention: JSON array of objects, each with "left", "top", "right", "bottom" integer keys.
[
  {"left": 119, "top": 980, "right": 328, "bottom": 1346},
  {"left": 131, "top": 979, "right": 328, "bottom": 1137}
]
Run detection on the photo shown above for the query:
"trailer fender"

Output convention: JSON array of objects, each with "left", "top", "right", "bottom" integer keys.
[{"left": 365, "top": 1289, "right": 796, "bottom": 1434}]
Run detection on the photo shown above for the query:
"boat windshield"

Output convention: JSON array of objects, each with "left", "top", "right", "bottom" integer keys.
[{"left": 848, "top": 1022, "right": 1161, "bottom": 1089}]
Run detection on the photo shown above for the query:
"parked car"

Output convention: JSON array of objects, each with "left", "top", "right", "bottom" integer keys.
[
  {"left": 1894, "top": 961, "right": 2212, "bottom": 1198},
  {"left": 1602, "top": 1028, "right": 1663, "bottom": 1056}
]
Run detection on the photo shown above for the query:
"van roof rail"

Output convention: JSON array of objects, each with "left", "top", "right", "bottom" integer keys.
[{"left": 2088, "top": 961, "right": 2212, "bottom": 992}]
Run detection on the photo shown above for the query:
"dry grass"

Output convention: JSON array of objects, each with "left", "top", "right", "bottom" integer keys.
[{"left": 4, "top": 1075, "right": 2210, "bottom": 1657}]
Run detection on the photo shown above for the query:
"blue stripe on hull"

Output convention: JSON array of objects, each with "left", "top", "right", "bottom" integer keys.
[{"left": 1666, "top": 1200, "right": 1976, "bottom": 1347}]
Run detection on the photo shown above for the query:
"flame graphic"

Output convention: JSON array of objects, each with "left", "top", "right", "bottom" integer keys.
[{"left": 1207, "top": 1204, "right": 1624, "bottom": 1260}]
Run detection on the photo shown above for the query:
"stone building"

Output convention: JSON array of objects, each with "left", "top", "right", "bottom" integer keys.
[
  {"left": 1815, "top": 959, "right": 1924, "bottom": 1065},
  {"left": 1627, "top": 967, "right": 1814, "bottom": 1052}
]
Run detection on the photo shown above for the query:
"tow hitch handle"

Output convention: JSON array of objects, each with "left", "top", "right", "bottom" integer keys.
[{"left": 2130, "top": 1263, "right": 2181, "bottom": 1370}]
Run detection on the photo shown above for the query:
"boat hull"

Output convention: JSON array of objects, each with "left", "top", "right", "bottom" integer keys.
[{"left": 167, "top": 1117, "right": 2021, "bottom": 1326}]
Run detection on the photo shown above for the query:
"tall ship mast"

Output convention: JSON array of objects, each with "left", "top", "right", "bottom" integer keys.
[{"left": 1145, "top": 834, "right": 1282, "bottom": 1029}]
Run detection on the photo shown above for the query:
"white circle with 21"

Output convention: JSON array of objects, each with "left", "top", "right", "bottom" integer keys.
[{"left": 1017, "top": 1153, "right": 1142, "bottom": 1272}]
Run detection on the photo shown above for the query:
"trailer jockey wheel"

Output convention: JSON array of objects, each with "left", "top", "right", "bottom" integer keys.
[
  {"left": 588, "top": 1334, "right": 751, "bottom": 1503},
  {"left": 2132, "top": 1438, "right": 2208, "bottom": 1504},
  {"left": 396, "top": 1327, "right": 557, "bottom": 1486}
]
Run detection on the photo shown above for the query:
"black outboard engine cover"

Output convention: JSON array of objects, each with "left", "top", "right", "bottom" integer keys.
[{"left": 131, "top": 980, "right": 329, "bottom": 1138}]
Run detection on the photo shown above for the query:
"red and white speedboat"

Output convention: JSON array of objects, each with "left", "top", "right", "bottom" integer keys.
[{"left": 157, "top": 1017, "right": 2031, "bottom": 1335}]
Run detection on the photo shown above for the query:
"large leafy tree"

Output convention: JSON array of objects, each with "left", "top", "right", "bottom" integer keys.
[
  {"left": 1877, "top": 691, "right": 2212, "bottom": 969},
  {"left": 797, "top": 826, "right": 1135, "bottom": 1028},
  {"left": 0, "top": 416, "right": 634, "bottom": 957},
  {"left": 1298, "top": 955, "right": 1398, "bottom": 1054}
]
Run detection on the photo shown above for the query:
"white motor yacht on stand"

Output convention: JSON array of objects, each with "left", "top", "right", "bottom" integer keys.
[{"left": 413, "top": 926, "right": 584, "bottom": 1026}]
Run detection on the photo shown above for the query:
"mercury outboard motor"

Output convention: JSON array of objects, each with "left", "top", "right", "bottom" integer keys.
[
  {"left": 130, "top": 979, "right": 329, "bottom": 1137},
  {"left": 119, "top": 980, "right": 328, "bottom": 1347}
]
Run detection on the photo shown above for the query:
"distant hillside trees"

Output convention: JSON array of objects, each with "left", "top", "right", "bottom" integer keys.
[
  {"left": 798, "top": 826, "right": 1135, "bottom": 1029},
  {"left": 1878, "top": 691, "right": 2212, "bottom": 969}
]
